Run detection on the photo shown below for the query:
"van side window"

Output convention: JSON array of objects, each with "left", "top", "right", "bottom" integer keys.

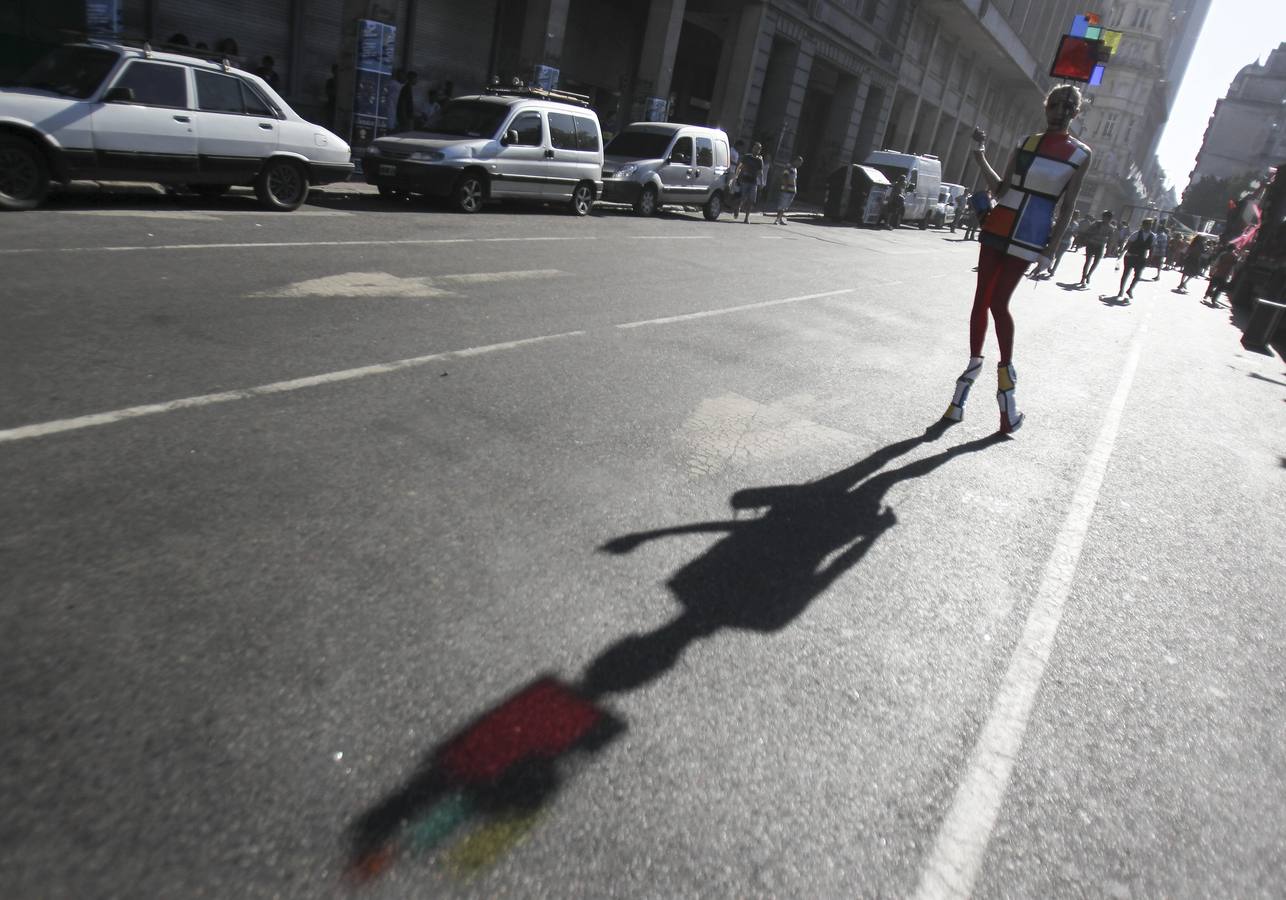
[
  {"left": 548, "top": 112, "right": 577, "bottom": 150},
  {"left": 714, "top": 140, "right": 729, "bottom": 168},
  {"left": 572, "top": 116, "right": 599, "bottom": 152},
  {"left": 695, "top": 137, "right": 713, "bottom": 167},
  {"left": 669, "top": 137, "right": 693, "bottom": 164},
  {"left": 111, "top": 61, "right": 188, "bottom": 108},
  {"left": 509, "top": 111, "right": 543, "bottom": 146}
]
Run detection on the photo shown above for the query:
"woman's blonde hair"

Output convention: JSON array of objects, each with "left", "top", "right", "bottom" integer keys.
[{"left": 1045, "top": 84, "right": 1083, "bottom": 113}]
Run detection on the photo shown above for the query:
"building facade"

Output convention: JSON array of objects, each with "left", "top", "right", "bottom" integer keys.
[
  {"left": 98, "top": 0, "right": 1207, "bottom": 211},
  {"left": 1075, "top": 0, "right": 1209, "bottom": 225},
  {"left": 1188, "top": 42, "right": 1286, "bottom": 186}
]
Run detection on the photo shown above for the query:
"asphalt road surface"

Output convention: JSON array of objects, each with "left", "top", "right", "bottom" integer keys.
[{"left": 2, "top": 185, "right": 1284, "bottom": 899}]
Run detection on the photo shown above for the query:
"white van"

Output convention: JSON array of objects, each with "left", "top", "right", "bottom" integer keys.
[
  {"left": 365, "top": 87, "right": 603, "bottom": 215},
  {"left": 861, "top": 150, "right": 942, "bottom": 227},
  {"left": 601, "top": 122, "right": 731, "bottom": 219}
]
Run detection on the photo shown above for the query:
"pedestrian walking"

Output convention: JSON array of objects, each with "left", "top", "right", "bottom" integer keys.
[
  {"left": 733, "top": 142, "right": 764, "bottom": 223},
  {"left": 773, "top": 156, "right": 801, "bottom": 224},
  {"left": 1113, "top": 219, "right": 1155, "bottom": 301},
  {"left": 1203, "top": 245, "right": 1238, "bottom": 305},
  {"left": 1174, "top": 237, "right": 1207, "bottom": 293},
  {"left": 1075, "top": 210, "right": 1113, "bottom": 288},
  {"left": 942, "top": 85, "right": 1091, "bottom": 434},
  {"left": 1145, "top": 226, "right": 1168, "bottom": 280}
]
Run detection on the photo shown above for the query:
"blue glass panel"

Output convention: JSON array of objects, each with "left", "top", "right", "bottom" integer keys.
[{"left": 1070, "top": 15, "right": 1088, "bottom": 37}]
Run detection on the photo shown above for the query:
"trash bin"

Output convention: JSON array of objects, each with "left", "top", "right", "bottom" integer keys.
[{"left": 823, "top": 164, "right": 890, "bottom": 226}]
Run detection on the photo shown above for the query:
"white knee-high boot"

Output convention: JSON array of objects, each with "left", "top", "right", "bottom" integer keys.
[
  {"left": 943, "top": 356, "right": 984, "bottom": 422},
  {"left": 997, "top": 362, "right": 1024, "bottom": 433}
]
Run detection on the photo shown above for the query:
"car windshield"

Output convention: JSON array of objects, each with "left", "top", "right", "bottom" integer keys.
[
  {"left": 604, "top": 131, "right": 673, "bottom": 159},
  {"left": 17, "top": 46, "right": 120, "bottom": 99},
  {"left": 433, "top": 100, "right": 508, "bottom": 138}
]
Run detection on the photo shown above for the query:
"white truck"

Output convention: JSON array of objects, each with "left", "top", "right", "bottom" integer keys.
[{"left": 861, "top": 149, "right": 943, "bottom": 228}]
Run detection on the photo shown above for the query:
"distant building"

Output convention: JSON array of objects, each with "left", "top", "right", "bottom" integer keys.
[
  {"left": 1075, "top": 0, "right": 1210, "bottom": 226},
  {"left": 880, "top": 0, "right": 1083, "bottom": 191},
  {"left": 1188, "top": 42, "right": 1286, "bottom": 186}
]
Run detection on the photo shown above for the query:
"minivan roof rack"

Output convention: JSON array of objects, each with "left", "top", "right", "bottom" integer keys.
[{"left": 483, "top": 82, "right": 591, "bottom": 108}]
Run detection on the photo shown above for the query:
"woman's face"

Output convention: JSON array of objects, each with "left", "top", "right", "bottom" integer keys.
[{"left": 1045, "top": 91, "right": 1079, "bottom": 129}]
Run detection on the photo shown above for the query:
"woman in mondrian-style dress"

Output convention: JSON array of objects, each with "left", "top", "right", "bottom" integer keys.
[{"left": 943, "top": 85, "right": 1091, "bottom": 433}]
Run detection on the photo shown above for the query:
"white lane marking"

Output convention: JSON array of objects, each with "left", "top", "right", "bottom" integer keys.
[
  {"left": 630, "top": 235, "right": 712, "bottom": 240},
  {"left": 435, "top": 269, "right": 563, "bottom": 285},
  {"left": 251, "top": 269, "right": 564, "bottom": 299},
  {"left": 0, "top": 331, "right": 584, "bottom": 444},
  {"left": 616, "top": 288, "right": 857, "bottom": 328},
  {"left": 57, "top": 209, "right": 348, "bottom": 219},
  {"left": 614, "top": 283, "right": 906, "bottom": 329},
  {"left": 913, "top": 321, "right": 1148, "bottom": 900},
  {"left": 0, "top": 236, "right": 594, "bottom": 255}
]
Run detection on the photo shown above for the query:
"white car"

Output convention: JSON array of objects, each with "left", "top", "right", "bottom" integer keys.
[{"left": 0, "top": 41, "right": 353, "bottom": 211}]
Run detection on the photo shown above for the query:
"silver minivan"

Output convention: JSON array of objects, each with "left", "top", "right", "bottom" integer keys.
[
  {"left": 601, "top": 122, "right": 731, "bottom": 219},
  {"left": 364, "top": 88, "right": 603, "bottom": 215}
]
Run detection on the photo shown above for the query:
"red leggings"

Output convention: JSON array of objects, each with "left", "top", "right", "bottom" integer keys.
[{"left": 969, "top": 244, "right": 1029, "bottom": 363}]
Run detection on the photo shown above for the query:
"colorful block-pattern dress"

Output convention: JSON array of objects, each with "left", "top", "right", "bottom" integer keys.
[{"left": 980, "top": 131, "right": 1090, "bottom": 262}]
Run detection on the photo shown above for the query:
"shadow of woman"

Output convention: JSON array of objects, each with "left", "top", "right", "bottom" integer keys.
[
  {"left": 343, "top": 424, "right": 1005, "bottom": 879},
  {"left": 582, "top": 424, "right": 1006, "bottom": 699}
]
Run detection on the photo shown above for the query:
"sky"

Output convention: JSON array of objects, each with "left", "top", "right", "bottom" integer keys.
[{"left": 1154, "top": 0, "right": 1286, "bottom": 193}]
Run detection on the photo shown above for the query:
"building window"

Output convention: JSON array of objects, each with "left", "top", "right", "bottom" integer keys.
[
  {"left": 1099, "top": 111, "right": 1119, "bottom": 139},
  {"left": 862, "top": 0, "right": 879, "bottom": 23},
  {"left": 1109, "top": 5, "right": 1126, "bottom": 27}
]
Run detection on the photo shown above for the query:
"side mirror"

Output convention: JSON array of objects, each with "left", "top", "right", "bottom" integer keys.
[
  {"left": 502, "top": 130, "right": 519, "bottom": 145},
  {"left": 103, "top": 86, "right": 135, "bottom": 103}
]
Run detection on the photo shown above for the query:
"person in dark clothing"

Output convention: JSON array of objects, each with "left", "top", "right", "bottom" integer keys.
[
  {"left": 1076, "top": 210, "right": 1113, "bottom": 288},
  {"left": 324, "top": 64, "right": 338, "bottom": 126},
  {"left": 396, "top": 71, "right": 418, "bottom": 132},
  {"left": 1113, "top": 219, "right": 1154, "bottom": 301},
  {"left": 256, "top": 56, "right": 280, "bottom": 90},
  {"left": 1203, "top": 246, "right": 1238, "bottom": 305},
  {"left": 734, "top": 142, "right": 764, "bottom": 223}
]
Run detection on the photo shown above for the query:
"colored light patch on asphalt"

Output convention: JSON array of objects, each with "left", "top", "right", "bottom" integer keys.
[
  {"left": 439, "top": 678, "right": 604, "bottom": 783},
  {"left": 443, "top": 813, "right": 542, "bottom": 876},
  {"left": 408, "top": 791, "right": 474, "bottom": 853}
]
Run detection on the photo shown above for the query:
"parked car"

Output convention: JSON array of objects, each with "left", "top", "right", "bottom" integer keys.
[
  {"left": 861, "top": 149, "right": 942, "bottom": 227},
  {"left": 931, "top": 182, "right": 967, "bottom": 227},
  {"left": 364, "top": 87, "right": 603, "bottom": 215},
  {"left": 0, "top": 41, "right": 353, "bottom": 211},
  {"left": 601, "top": 122, "right": 731, "bottom": 219}
]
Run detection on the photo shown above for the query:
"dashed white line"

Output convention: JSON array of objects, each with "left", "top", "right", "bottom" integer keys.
[
  {"left": 616, "top": 287, "right": 871, "bottom": 328},
  {"left": 0, "top": 331, "right": 584, "bottom": 444},
  {"left": 913, "top": 320, "right": 1148, "bottom": 900}
]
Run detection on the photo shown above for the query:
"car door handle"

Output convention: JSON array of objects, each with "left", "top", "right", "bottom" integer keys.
[
  {"left": 544, "top": 149, "right": 554, "bottom": 159},
  {"left": 258, "top": 122, "right": 273, "bottom": 130},
  {"left": 173, "top": 115, "right": 191, "bottom": 123}
]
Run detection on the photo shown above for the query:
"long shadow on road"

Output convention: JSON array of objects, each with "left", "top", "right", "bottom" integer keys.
[{"left": 344, "top": 422, "right": 1006, "bottom": 883}]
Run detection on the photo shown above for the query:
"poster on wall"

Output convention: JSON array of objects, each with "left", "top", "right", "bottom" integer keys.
[
  {"left": 532, "top": 65, "right": 559, "bottom": 91},
  {"left": 351, "top": 19, "right": 396, "bottom": 151},
  {"left": 85, "top": 0, "right": 121, "bottom": 36}
]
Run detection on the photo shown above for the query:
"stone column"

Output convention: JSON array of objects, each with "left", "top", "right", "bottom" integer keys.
[
  {"left": 826, "top": 71, "right": 865, "bottom": 167},
  {"left": 709, "top": 1, "right": 769, "bottom": 138},
  {"left": 630, "top": 0, "right": 687, "bottom": 122},
  {"left": 520, "top": 0, "right": 571, "bottom": 86}
]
